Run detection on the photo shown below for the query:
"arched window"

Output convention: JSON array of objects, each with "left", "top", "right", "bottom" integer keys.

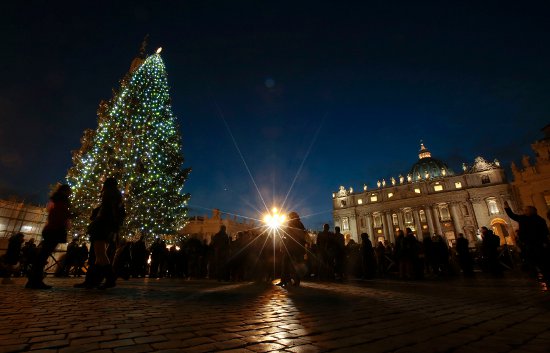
[
  {"left": 439, "top": 205, "right": 451, "bottom": 221},
  {"left": 404, "top": 211, "right": 413, "bottom": 224},
  {"left": 481, "top": 175, "right": 490, "bottom": 184},
  {"left": 392, "top": 214, "right": 399, "bottom": 226},
  {"left": 419, "top": 210, "right": 426, "bottom": 222},
  {"left": 487, "top": 199, "right": 499, "bottom": 215},
  {"left": 373, "top": 214, "right": 382, "bottom": 228},
  {"left": 342, "top": 217, "right": 349, "bottom": 231}
]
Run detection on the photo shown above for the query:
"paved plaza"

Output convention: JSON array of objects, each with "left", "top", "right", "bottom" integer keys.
[{"left": 1, "top": 275, "right": 550, "bottom": 353}]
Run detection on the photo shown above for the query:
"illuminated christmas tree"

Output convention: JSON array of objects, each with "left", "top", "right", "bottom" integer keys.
[{"left": 67, "top": 39, "right": 191, "bottom": 241}]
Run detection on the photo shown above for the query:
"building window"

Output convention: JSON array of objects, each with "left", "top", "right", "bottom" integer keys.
[
  {"left": 392, "top": 214, "right": 398, "bottom": 226},
  {"left": 404, "top": 211, "right": 413, "bottom": 224},
  {"left": 388, "top": 192, "right": 393, "bottom": 198},
  {"left": 434, "top": 184, "right": 443, "bottom": 192},
  {"left": 419, "top": 210, "right": 426, "bottom": 222},
  {"left": 370, "top": 194, "right": 378, "bottom": 202},
  {"left": 455, "top": 182, "right": 462, "bottom": 189},
  {"left": 357, "top": 199, "right": 363, "bottom": 205},
  {"left": 487, "top": 199, "right": 499, "bottom": 215},
  {"left": 439, "top": 205, "right": 451, "bottom": 221},
  {"left": 373, "top": 214, "right": 382, "bottom": 228},
  {"left": 342, "top": 217, "right": 349, "bottom": 231},
  {"left": 340, "top": 200, "right": 347, "bottom": 207},
  {"left": 481, "top": 175, "right": 490, "bottom": 184},
  {"left": 414, "top": 188, "right": 421, "bottom": 194}
]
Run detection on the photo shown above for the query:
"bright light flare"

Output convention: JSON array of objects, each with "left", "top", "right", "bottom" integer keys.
[{"left": 263, "top": 208, "right": 286, "bottom": 230}]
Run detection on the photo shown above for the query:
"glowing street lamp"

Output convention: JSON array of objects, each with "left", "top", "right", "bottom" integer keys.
[{"left": 263, "top": 207, "right": 286, "bottom": 231}]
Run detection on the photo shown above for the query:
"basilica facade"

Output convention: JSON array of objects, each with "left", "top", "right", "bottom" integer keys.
[{"left": 332, "top": 144, "right": 516, "bottom": 246}]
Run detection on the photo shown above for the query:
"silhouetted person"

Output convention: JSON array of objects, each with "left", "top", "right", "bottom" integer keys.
[
  {"left": 504, "top": 201, "right": 550, "bottom": 282},
  {"left": 79, "top": 177, "right": 125, "bottom": 289},
  {"left": 360, "top": 233, "right": 376, "bottom": 279},
  {"left": 316, "top": 224, "right": 332, "bottom": 281},
  {"left": 401, "top": 228, "right": 419, "bottom": 280},
  {"left": 149, "top": 238, "right": 165, "bottom": 278},
  {"left": 131, "top": 235, "right": 148, "bottom": 277},
  {"left": 432, "top": 234, "right": 449, "bottom": 276},
  {"left": 279, "top": 212, "right": 307, "bottom": 287},
  {"left": 333, "top": 226, "right": 346, "bottom": 281},
  {"left": 375, "top": 241, "right": 386, "bottom": 276},
  {"left": 211, "top": 225, "right": 230, "bottom": 281},
  {"left": 456, "top": 233, "right": 473, "bottom": 275},
  {"left": 20, "top": 238, "right": 37, "bottom": 277},
  {"left": 2, "top": 232, "right": 24, "bottom": 283},
  {"left": 480, "top": 226, "right": 501, "bottom": 275},
  {"left": 395, "top": 229, "right": 405, "bottom": 278},
  {"left": 26, "top": 184, "right": 72, "bottom": 289}
]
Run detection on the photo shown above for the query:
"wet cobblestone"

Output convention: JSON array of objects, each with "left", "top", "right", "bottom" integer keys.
[{"left": 1, "top": 275, "right": 549, "bottom": 352}]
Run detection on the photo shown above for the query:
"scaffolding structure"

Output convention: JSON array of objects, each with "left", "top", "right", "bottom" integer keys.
[{"left": 0, "top": 198, "right": 47, "bottom": 240}]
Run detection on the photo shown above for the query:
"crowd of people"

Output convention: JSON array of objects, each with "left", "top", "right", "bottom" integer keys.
[{"left": 2, "top": 188, "right": 550, "bottom": 288}]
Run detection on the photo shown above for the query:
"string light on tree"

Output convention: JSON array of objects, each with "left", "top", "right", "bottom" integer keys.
[{"left": 66, "top": 37, "right": 191, "bottom": 242}]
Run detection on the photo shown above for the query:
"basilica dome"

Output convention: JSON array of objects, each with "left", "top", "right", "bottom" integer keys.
[{"left": 409, "top": 143, "right": 454, "bottom": 181}]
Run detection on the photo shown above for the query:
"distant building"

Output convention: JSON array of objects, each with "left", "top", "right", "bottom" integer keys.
[
  {"left": 511, "top": 124, "right": 550, "bottom": 221},
  {"left": 332, "top": 143, "right": 516, "bottom": 246},
  {"left": 0, "top": 198, "right": 47, "bottom": 240},
  {"left": 0, "top": 198, "right": 48, "bottom": 255},
  {"left": 181, "top": 208, "right": 257, "bottom": 244}
]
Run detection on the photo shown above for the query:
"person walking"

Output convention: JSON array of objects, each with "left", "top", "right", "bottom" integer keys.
[{"left": 25, "top": 184, "right": 72, "bottom": 289}]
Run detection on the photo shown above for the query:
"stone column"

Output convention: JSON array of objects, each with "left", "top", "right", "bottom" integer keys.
[
  {"left": 397, "top": 211, "right": 405, "bottom": 232},
  {"left": 425, "top": 206, "right": 435, "bottom": 236},
  {"left": 432, "top": 205, "right": 443, "bottom": 235},
  {"left": 366, "top": 213, "right": 374, "bottom": 240},
  {"left": 449, "top": 203, "right": 463, "bottom": 236},
  {"left": 349, "top": 215, "right": 358, "bottom": 243},
  {"left": 382, "top": 213, "right": 390, "bottom": 242},
  {"left": 413, "top": 209, "right": 422, "bottom": 238},
  {"left": 385, "top": 212, "right": 395, "bottom": 243}
]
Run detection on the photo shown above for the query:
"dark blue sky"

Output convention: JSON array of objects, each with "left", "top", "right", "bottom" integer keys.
[{"left": 1, "top": 1, "right": 549, "bottom": 229}]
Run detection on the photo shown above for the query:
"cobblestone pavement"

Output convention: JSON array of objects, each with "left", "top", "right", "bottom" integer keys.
[{"left": 1, "top": 275, "right": 550, "bottom": 353}]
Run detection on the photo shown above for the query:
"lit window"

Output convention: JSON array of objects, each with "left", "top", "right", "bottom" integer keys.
[
  {"left": 487, "top": 200, "right": 499, "bottom": 215},
  {"left": 370, "top": 195, "right": 378, "bottom": 202},
  {"left": 373, "top": 214, "right": 382, "bottom": 227},
  {"left": 455, "top": 182, "right": 462, "bottom": 189},
  {"left": 414, "top": 188, "right": 421, "bottom": 194},
  {"left": 342, "top": 217, "right": 350, "bottom": 231},
  {"left": 388, "top": 192, "right": 393, "bottom": 198},
  {"left": 340, "top": 200, "right": 346, "bottom": 207},
  {"left": 392, "top": 214, "right": 398, "bottom": 226},
  {"left": 439, "top": 205, "right": 451, "bottom": 221},
  {"left": 405, "top": 211, "right": 413, "bottom": 224},
  {"left": 419, "top": 210, "right": 426, "bottom": 222},
  {"left": 21, "top": 225, "right": 32, "bottom": 232},
  {"left": 434, "top": 184, "right": 443, "bottom": 192},
  {"left": 357, "top": 199, "right": 363, "bottom": 205},
  {"left": 377, "top": 229, "right": 382, "bottom": 234}
]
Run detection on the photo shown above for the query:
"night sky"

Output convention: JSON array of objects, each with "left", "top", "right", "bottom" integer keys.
[{"left": 1, "top": 2, "right": 549, "bottom": 229}]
